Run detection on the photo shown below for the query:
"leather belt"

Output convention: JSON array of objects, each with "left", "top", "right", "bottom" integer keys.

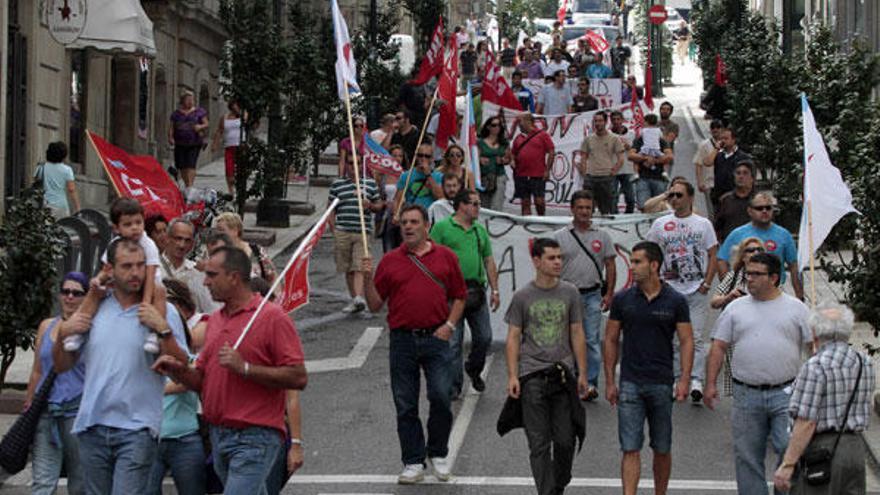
[
  {"left": 578, "top": 285, "right": 601, "bottom": 294},
  {"left": 392, "top": 325, "right": 441, "bottom": 337},
  {"left": 732, "top": 377, "right": 794, "bottom": 390}
]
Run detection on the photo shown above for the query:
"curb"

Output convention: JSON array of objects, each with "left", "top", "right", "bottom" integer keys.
[
  {"left": 861, "top": 431, "right": 880, "bottom": 469},
  {"left": 265, "top": 207, "right": 326, "bottom": 261}
]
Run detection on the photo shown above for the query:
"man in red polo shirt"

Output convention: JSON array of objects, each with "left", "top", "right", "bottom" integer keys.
[
  {"left": 153, "top": 246, "right": 307, "bottom": 495},
  {"left": 512, "top": 113, "right": 555, "bottom": 216},
  {"left": 362, "top": 204, "right": 466, "bottom": 484}
]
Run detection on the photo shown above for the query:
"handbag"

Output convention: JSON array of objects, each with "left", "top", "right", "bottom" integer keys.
[
  {"left": 463, "top": 229, "right": 488, "bottom": 313},
  {"left": 482, "top": 172, "right": 498, "bottom": 194},
  {"left": 800, "top": 355, "right": 863, "bottom": 486},
  {"left": 568, "top": 229, "right": 608, "bottom": 295},
  {"left": 0, "top": 370, "right": 57, "bottom": 474}
]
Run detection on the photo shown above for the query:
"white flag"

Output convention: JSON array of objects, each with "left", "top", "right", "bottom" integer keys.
[
  {"left": 797, "top": 93, "right": 858, "bottom": 272},
  {"left": 332, "top": 0, "right": 360, "bottom": 100},
  {"left": 460, "top": 82, "right": 482, "bottom": 191}
]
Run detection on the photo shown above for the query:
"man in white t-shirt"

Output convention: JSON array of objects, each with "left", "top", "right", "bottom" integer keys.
[
  {"left": 428, "top": 172, "right": 462, "bottom": 225},
  {"left": 543, "top": 48, "right": 570, "bottom": 77},
  {"left": 646, "top": 179, "right": 718, "bottom": 404}
]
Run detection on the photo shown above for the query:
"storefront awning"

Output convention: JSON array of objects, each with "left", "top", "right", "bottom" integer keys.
[{"left": 68, "top": 0, "right": 156, "bottom": 56}]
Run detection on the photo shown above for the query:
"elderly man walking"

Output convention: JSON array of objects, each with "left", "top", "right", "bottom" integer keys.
[
  {"left": 705, "top": 252, "right": 813, "bottom": 495},
  {"left": 774, "top": 302, "right": 875, "bottom": 495}
]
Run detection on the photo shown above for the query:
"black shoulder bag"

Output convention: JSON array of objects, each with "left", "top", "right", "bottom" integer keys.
[
  {"left": 463, "top": 229, "right": 487, "bottom": 313},
  {"left": 568, "top": 229, "right": 608, "bottom": 295},
  {"left": 800, "top": 355, "right": 863, "bottom": 486}
]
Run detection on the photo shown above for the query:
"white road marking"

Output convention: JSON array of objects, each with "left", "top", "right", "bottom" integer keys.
[
  {"left": 446, "top": 355, "right": 494, "bottom": 468},
  {"left": 305, "top": 326, "right": 383, "bottom": 373},
  {"left": 288, "top": 474, "right": 761, "bottom": 490}
]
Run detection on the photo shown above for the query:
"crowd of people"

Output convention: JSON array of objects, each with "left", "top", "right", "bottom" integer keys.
[{"left": 20, "top": 16, "right": 875, "bottom": 495}]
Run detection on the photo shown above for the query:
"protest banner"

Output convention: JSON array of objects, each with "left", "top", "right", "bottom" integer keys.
[
  {"left": 524, "top": 78, "right": 622, "bottom": 108},
  {"left": 481, "top": 100, "right": 648, "bottom": 211}
]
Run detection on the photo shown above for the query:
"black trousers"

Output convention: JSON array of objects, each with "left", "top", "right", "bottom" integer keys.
[{"left": 521, "top": 376, "right": 576, "bottom": 495}]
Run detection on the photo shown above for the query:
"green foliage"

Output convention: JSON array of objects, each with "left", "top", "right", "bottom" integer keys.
[
  {"left": 690, "top": 0, "right": 745, "bottom": 88},
  {"left": 533, "top": 0, "right": 560, "bottom": 18},
  {"left": 402, "top": 0, "right": 446, "bottom": 53},
  {"left": 351, "top": 0, "right": 407, "bottom": 119},
  {"left": 0, "top": 189, "right": 65, "bottom": 386},
  {"left": 497, "top": 0, "right": 539, "bottom": 42},
  {"left": 219, "top": 0, "right": 290, "bottom": 210}
]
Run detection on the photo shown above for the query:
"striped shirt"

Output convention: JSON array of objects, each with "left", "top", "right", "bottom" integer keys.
[
  {"left": 789, "top": 341, "right": 875, "bottom": 432},
  {"left": 329, "top": 177, "right": 379, "bottom": 233}
]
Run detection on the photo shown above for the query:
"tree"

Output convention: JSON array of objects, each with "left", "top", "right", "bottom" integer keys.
[
  {"left": 402, "top": 0, "right": 446, "bottom": 53},
  {"left": 690, "top": 0, "right": 745, "bottom": 88},
  {"left": 219, "top": 0, "right": 290, "bottom": 212},
  {"left": 351, "top": 0, "right": 407, "bottom": 123},
  {"left": 0, "top": 189, "right": 65, "bottom": 387},
  {"left": 497, "top": 0, "right": 539, "bottom": 43}
]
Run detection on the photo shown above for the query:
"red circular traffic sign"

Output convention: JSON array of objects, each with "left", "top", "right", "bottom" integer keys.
[{"left": 648, "top": 5, "right": 668, "bottom": 25}]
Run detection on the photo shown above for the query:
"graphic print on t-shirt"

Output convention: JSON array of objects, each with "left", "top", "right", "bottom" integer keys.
[
  {"left": 528, "top": 299, "right": 567, "bottom": 347},
  {"left": 654, "top": 219, "right": 712, "bottom": 288}
]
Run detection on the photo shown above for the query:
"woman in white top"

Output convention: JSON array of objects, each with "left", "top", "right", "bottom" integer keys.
[
  {"left": 211, "top": 101, "right": 244, "bottom": 195},
  {"left": 35, "top": 141, "right": 80, "bottom": 220}
]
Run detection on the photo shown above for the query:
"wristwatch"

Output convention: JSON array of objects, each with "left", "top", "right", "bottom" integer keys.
[{"left": 155, "top": 326, "right": 173, "bottom": 338}]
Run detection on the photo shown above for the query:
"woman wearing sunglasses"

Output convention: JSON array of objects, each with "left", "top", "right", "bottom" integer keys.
[
  {"left": 337, "top": 116, "right": 367, "bottom": 177},
  {"left": 478, "top": 117, "right": 512, "bottom": 211},
  {"left": 438, "top": 144, "right": 475, "bottom": 191},
  {"left": 25, "top": 271, "right": 89, "bottom": 495}
]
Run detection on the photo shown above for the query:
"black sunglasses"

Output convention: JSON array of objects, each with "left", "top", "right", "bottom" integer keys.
[
  {"left": 750, "top": 205, "right": 773, "bottom": 212},
  {"left": 743, "top": 247, "right": 765, "bottom": 254},
  {"left": 667, "top": 192, "right": 684, "bottom": 199},
  {"left": 60, "top": 288, "right": 87, "bottom": 297},
  {"left": 416, "top": 153, "right": 433, "bottom": 159}
]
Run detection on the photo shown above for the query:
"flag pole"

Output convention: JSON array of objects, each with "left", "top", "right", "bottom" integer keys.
[
  {"left": 233, "top": 198, "right": 340, "bottom": 350},
  {"left": 394, "top": 86, "right": 440, "bottom": 220},
  {"left": 806, "top": 199, "right": 817, "bottom": 308},
  {"left": 86, "top": 130, "right": 123, "bottom": 197},
  {"left": 342, "top": 84, "right": 371, "bottom": 256}
]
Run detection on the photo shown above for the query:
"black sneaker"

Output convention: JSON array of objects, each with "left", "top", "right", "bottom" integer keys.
[
  {"left": 469, "top": 372, "right": 486, "bottom": 392},
  {"left": 167, "top": 165, "right": 179, "bottom": 182}
]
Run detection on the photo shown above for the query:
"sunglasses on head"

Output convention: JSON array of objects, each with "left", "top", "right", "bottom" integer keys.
[
  {"left": 60, "top": 288, "right": 87, "bottom": 297},
  {"left": 743, "top": 246, "right": 765, "bottom": 254},
  {"left": 751, "top": 205, "right": 773, "bottom": 212}
]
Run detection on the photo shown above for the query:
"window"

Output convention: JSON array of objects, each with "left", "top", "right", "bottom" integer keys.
[
  {"left": 69, "top": 49, "right": 87, "bottom": 168},
  {"left": 138, "top": 57, "right": 149, "bottom": 139}
]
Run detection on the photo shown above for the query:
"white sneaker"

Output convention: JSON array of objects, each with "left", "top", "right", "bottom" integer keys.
[
  {"left": 397, "top": 463, "right": 425, "bottom": 484},
  {"left": 341, "top": 301, "right": 357, "bottom": 313},
  {"left": 430, "top": 457, "right": 452, "bottom": 481},
  {"left": 63, "top": 334, "right": 84, "bottom": 352},
  {"left": 690, "top": 379, "right": 704, "bottom": 404},
  {"left": 144, "top": 332, "right": 160, "bottom": 354}
]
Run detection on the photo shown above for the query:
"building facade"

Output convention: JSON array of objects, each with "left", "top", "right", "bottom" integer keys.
[
  {"left": 1, "top": 0, "right": 227, "bottom": 215},
  {"left": 750, "top": 0, "right": 879, "bottom": 54}
]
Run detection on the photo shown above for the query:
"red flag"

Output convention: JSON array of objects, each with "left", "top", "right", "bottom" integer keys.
[
  {"left": 557, "top": 2, "right": 567, "bottom": 23},
  {"left": 584, "top": 29, "right": 610, "bottom": 53},
  {"left": 630, "top": 89, "right": 645, "bottom": 137},
  {"left": 88, "top": 131, "right": 185, "bottom": 221},
  {"left": 481, "top": 54, "right": 523, "bottom": 110},
  {"left": 409, "top": 17, "right": 445, "bottom": 85},
  {"left": 277, "top": 199, "right": 339, "bottom": 312},
  {"left": 714, "top": 53, "right": 728, "bottom": 87},
  {"left": 643, "top": 41, "right": 654, "bottom": 110},
  {"left": 435, "top": 37, "right": 459, "bottom": 151}
]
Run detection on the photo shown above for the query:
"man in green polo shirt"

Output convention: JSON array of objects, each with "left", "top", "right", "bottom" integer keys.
[{"left": 430, "top": 189, "right": 500, "bottom": 399}]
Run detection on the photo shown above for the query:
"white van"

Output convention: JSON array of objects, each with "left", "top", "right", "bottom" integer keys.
[{"left": 390, "top": 34, "right": 415, "bottom": 75}]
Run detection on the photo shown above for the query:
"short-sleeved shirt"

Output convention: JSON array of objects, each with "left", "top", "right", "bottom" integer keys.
[
  {"left": 512, "top": 130, "right": 555, "bottom": 178},
  {"left": 36, "top": 162, "right": 75, "bottom": 212},
  {"left": 581, "top": 132, "right": 625, "bottom": 177},
  {"left": 391, "top": 126, "right": 420, "bottom": 165},
  {"left": 630, "top": 136, "right": 671, "bottom": 180},
  {"left": 609, "top": 284, "right": 690, "bottom": 385},
  {"left": 428, "top": 199, "right": 454, "bottom": 225},
  {"left": 537, "top": 85, "right": 573, "bottom": 116},
  {"left": 713, "top": 191, "right": 753, "bottom": 241},
  {"left": 329, "top": 177, "right": 380, "bottom": 234},
  {"left": 554, "top": 225, "right": 614, "bottom": 289},
  {"left": 338, "top": 137, "right": 366, "bottom": 157},
  {"left": 171, "top": 108, "right": 208, "bottom": 145},
  {"left": 543, "top": 60, "right": 570, "bottom": 77},
  {"left": 197, "top": 294, "right": 305, "bottom": 435},
  {"left": 646, "top": 213, "right": 718, "bottom": 294},
  {"left": 504, "top": 281, "right": 582, "bottom": 376},
  {"left": 430, "top": 217, "right": 492, "bottom": 284},
  {"left": 712, "top": 293, "right": 811, "bottom": 385},
  {"left": 73, "top": 298, "right": 187, "bottom": 437},
  {"left": 693, "top": 138, "right": 716, "bottom": 189},
  {"left": 789, "top": 341, "right": 875, "bottom": 432},
  {"left": 374, "top": 242, "right": 467, "bottom": 330},
  {"left": 516, "top": 61, "right": 544, "bottom": 80},
  {"left": 397, "top": 170, "right": 444, "bottom": 209},
  {"left": 718, "top": 222, "right": 797, "bottom": 283}
]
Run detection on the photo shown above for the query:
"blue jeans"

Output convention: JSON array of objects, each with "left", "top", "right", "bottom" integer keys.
[
  {"left": 731, "top": 382, "right": 790, "bottom": 495},
  {"left": 209, "top": 425, "right": 282, "bottom": 495},
  {"left": 612, "top": 174, "right": 636, "bottom": 213},
  {"left": 617, "top": 380, "right": 674, "bottom": 453},
  {"left": 145, "top": 431, "right": 206, "bottom": 495},
  {"left": 450, "top": 298, "right": 493, "bottom": 396},
  {"left": 32, "top": 413, "right": 84, "bottom": 495},
  {"left": 636, "top": 177, "right": 669, "bottom": 209},
  {"left": 77, "top": 425, "right": 157, "bottom": 495},
  {"left": 389, "top": 330, "right": 454, "bottom": 465},
  {"left": 580, "top": 290, "right": 603, "bottom": 387}
]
